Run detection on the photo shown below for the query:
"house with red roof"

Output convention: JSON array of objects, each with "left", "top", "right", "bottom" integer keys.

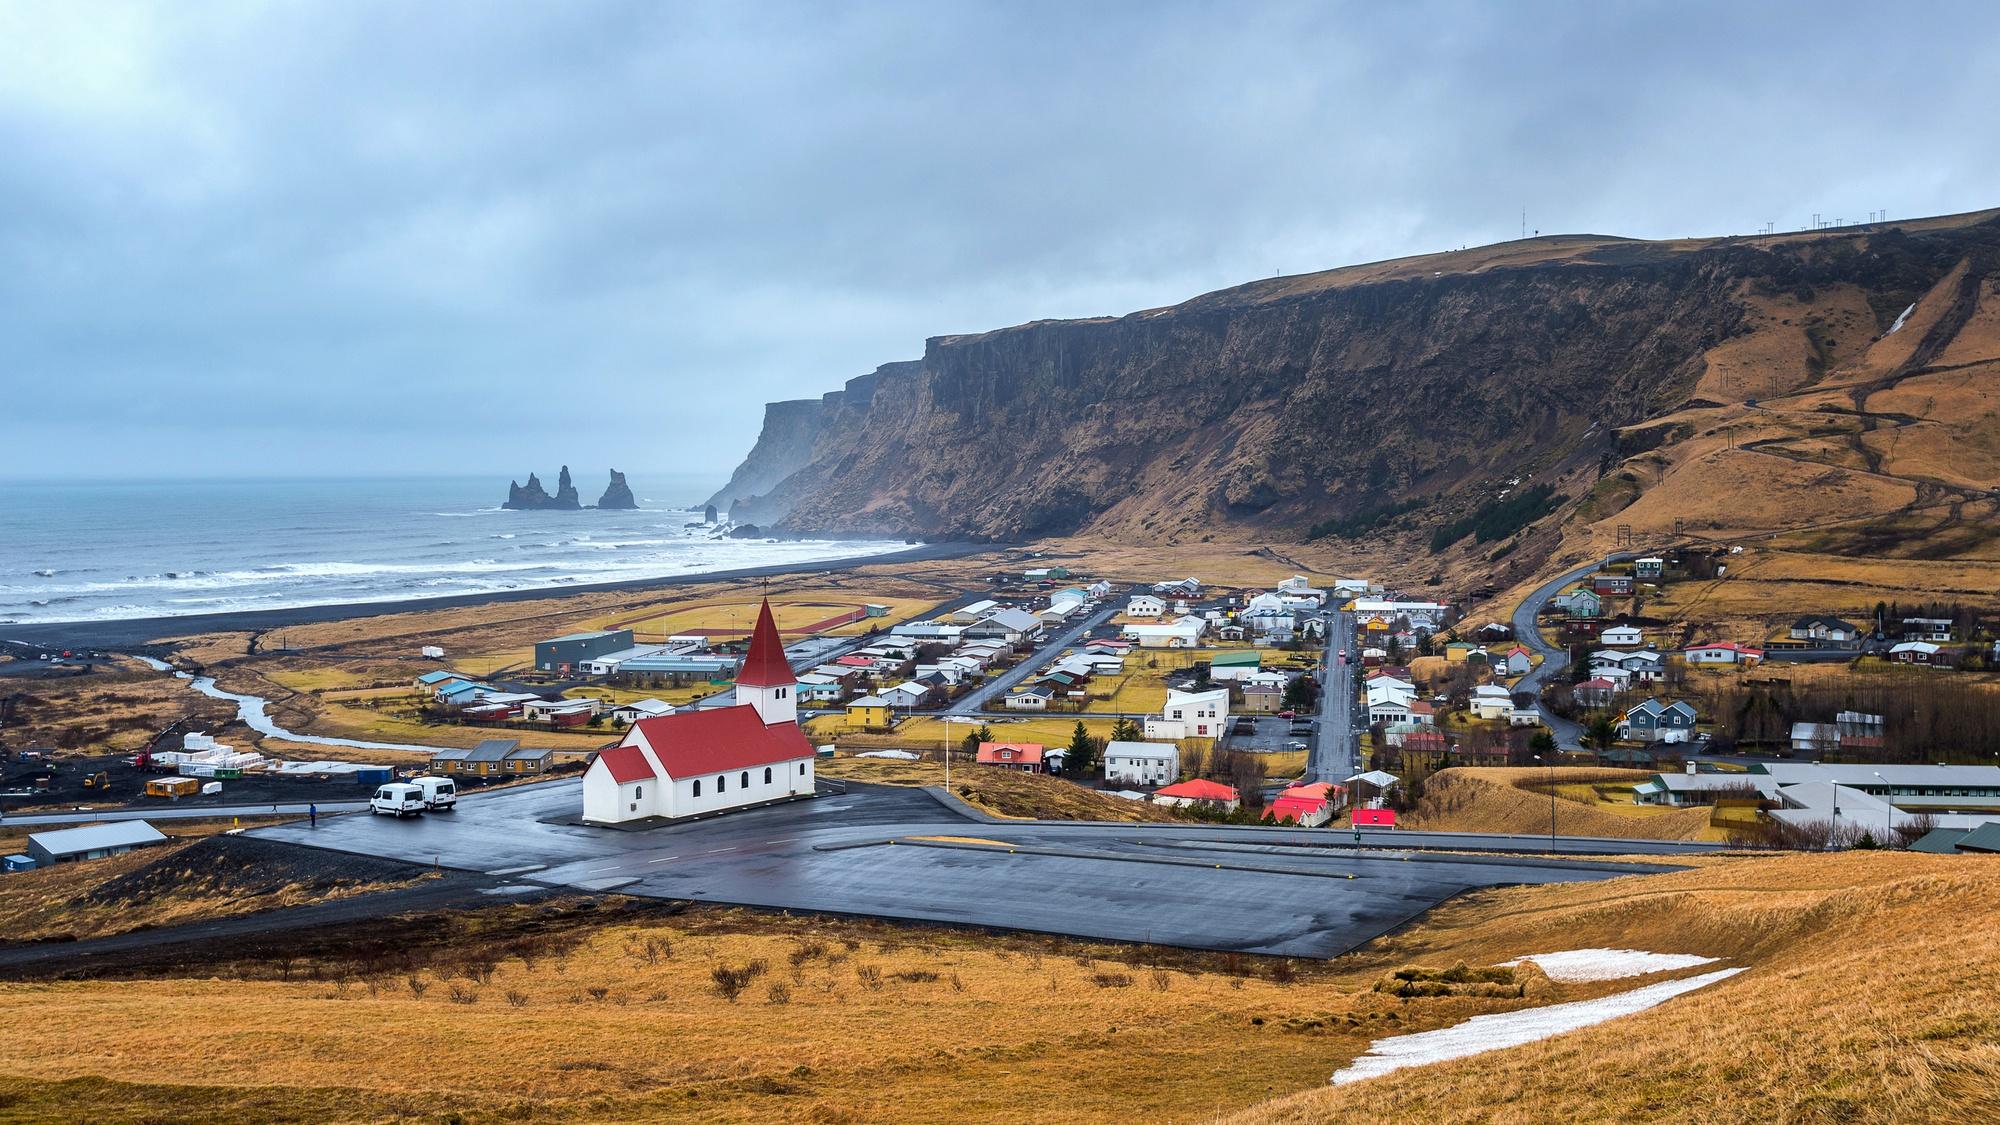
[
  {"left": 1151, "top": 778, "right": 1240, "bottom": 812},
  {"left": 975, "top": 741, "right": 1045, "bottom": 772},
  {"left": 1269, "top": 782, "right": 1341, "bottom": 827},
  {"left": 582, "top": 599, "right": 815, "bottom": 825}
]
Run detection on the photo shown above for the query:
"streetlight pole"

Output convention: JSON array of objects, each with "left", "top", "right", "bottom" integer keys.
[
  {"left": 1873, "top": 771, "right": 1890, "bottom": 844},
  {"left": 1534, "top": 753, "right": 1556, "bottom": 853},
  {"left": 943, "top": 716, "right": 955, "bottom": 790}
]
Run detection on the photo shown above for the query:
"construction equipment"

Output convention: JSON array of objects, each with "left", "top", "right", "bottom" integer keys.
[{"left": 81, "top": 770, "right": 110, "bottom": 790}]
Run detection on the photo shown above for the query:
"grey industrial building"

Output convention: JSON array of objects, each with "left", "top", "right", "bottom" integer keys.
[{"left": 534, "top": 628, "right": 635, "bottom": 672}]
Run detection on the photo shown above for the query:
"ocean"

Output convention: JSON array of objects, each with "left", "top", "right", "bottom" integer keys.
[{"left": 0, "top": 476, "right": 908, "bottom": 626}]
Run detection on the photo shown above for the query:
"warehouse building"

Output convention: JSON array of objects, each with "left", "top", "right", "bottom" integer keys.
[
  {"left": 26, "top": 821, "right": 168, "bottom": 867},
  {"left": 535, "top": 629, "right": 635, "bottom": 673}
]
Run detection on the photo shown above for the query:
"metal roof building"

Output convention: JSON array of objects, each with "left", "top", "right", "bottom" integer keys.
[{"left": 26, "top": 820, "right": 168, "bottom": 866}]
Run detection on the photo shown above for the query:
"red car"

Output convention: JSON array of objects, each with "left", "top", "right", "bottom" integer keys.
[{"left": 1278, "top": 710, "right": 1296, "bottom": 719}]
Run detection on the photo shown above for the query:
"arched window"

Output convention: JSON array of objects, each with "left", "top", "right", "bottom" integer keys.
[
  {"left": 764, "top": 767, "right": 772, "bottom": 784},
  {"left": 634, "top": 785, "right": 643, "bottom": 799},
  {"left": 799, "top": 762, "right": 806, "bottom": 775},
  {"left": 717, "top": 775, "right": 726, "bottom": 792},
  {"left": 692, "top": 780, "right": 701, "bottom": 797},
  {"left": 740, "top": 771, "right": 749, "bottom": 788}
]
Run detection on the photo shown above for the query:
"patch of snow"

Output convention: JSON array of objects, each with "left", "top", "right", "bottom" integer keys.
[
  {"left": 1332, "top": 967, "right": 1744, "bottom": 1085},
  {"left": 1502, "top": 948, "right": 1720, "bottom": 981},
  {"left": 855, "top": 749, "right": 920, "bottom": 760},
  {"left": 1887, "top": 302, "right": 1916, "bottom": 335}
]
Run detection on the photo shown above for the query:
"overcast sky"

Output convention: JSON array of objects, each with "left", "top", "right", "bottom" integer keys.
[{"left": 5, "top": 1, "right": 1998, "bottom": 484}]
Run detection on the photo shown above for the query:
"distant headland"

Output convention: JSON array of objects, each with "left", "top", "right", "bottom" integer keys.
[{"left": 503, "top": 466, "right": 640, "bottom": 510}]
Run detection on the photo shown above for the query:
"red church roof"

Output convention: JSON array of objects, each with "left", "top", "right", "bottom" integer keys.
[
  {"left": 735, "top": 598, "right": 795, "bottom": 688},
  {"left": 594, "top": 744, "right": 655, "bottom": 784},
  {"left": 627, "top": 704, "right": 811, "bottom": 777}
]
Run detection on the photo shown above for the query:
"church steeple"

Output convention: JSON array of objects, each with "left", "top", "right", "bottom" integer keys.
[{"left": 736, "top": 598, "right": 796, "bottom": 726}]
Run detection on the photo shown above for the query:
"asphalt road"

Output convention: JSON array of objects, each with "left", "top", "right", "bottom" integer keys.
[
  {"left": 2, "top": 801, "right": 367, "bottom": 826},
  {"left": 1510, "top": 553, "right": 1634, "bottom": 749},
  {"left": 946, "top": 596, "right": 1126, "bottom": 715},
  {"left": 250, "top": 778, "right": 1710, "bottom": 958},
  {"left": 1308, "top": 608, "right": 1358, "bottom": 783}
]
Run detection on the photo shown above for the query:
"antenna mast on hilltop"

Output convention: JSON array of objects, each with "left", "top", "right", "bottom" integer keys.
[{"left": 1521, "top": 209, "right": 1527, "bottom": 239}]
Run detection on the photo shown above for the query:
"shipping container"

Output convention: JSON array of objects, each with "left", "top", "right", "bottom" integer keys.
[{"left": 353, "top": 766, "right": 394, "bottom": 785}]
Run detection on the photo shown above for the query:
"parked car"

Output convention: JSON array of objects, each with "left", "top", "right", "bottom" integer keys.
[
  {"left": 1278, "top": 710, "right": 1296, "bottom": 719},
  {"left": 411, "top": 775, "right": 457, "bottom": 811},
  {"left": 370, "top": 782, "right": 427, "bottom": 818}
]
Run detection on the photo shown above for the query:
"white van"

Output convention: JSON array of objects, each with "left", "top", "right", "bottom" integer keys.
[
  {"left": 411, "top": 775, "right": 457, "bottom": 811},
  {"left": 370, "top": 782, "right": 427, "bottom": 818}
]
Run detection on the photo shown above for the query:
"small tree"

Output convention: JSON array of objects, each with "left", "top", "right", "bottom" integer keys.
[
  {"left": 1529, "top": 730, "right": 1558, "bottom": 757},
  {"left": 1110, "top": 717, "right": 1141, "bottom": 744},
  {"left": 1066, "top": 720, "right": 1101, "bottom": 776},
  {"left": 961, "top": 723, "right": 992, "bottom": 754},
  {"left": 1283, "top": 674, "right": 1318, "bottom": 711}
]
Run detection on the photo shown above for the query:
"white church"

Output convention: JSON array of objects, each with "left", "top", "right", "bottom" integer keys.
[{"left": 582, "top": 598, "right": 816, "bottom": 824}]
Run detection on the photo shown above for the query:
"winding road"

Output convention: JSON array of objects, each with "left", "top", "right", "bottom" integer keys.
[{"left": 1510, "top": 553, "right": 1634, "bottom": 750}]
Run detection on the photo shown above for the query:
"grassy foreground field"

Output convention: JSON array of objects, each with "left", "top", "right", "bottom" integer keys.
[{"left": 2, "top": 852, "right": 1995, "bottom": 1122}]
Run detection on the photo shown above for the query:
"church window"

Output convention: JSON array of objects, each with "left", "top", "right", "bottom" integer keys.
[
  {"left": 717, "top": 775, "right": 726, "bottom": 792},
  {"left": 693, "top": 780, "right": 701, "bottom": 797},
  {"left": 741, "top": 771, "right": 750, "bottom": 787},
  {"left": 764, "top": 767, "right": 772, "bottom": 784}
]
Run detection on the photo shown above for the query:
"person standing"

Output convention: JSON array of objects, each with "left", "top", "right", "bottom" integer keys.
[{"left": 309, "top": 803, "right": 318, "bottom": 829}]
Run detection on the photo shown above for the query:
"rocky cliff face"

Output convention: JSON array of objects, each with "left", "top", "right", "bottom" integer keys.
[
  {"left": 503, "top": 466, "right": 583, "bottom": 510},
  {"left": 597, "top": 469, "right": 638, "bottom": 510},
  {"left": 719, "top": 214, "right": 2000, "bottom": 544}
]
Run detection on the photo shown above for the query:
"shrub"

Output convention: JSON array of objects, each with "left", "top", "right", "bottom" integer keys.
[
  {"left": 766, "top": 982, "right": 791, "bottom": 1005},
  {"left": 406, "top": 976, "right": 430, "bottom": 999},
  {"left": 586, "top": 986, "right": 610, "bottom": 1003},
  {"left": 711, "top": 965, "right": 755, "bottom": 1002},
  {"left": 855, "top": 964, "right": 884, "bottom": 991},
  {"left": 447, "top": 985, "right": 479, "bottom": 1005},
  {"left": 505, "top": 990, "right": 529, "bottom": 1008},
  {"left": 1091, "top": 972, "right": 1134, "bottom": 989},
  {"left": 893, "top": 969, "right": 939, "bottom": 983},
  {"left": 1150, "top": 969, "right": 1173, "bottom": 992}
]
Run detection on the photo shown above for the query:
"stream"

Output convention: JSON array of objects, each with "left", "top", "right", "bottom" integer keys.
[{"left": 136, "top": 656, "right": 442, "bottom": 753}]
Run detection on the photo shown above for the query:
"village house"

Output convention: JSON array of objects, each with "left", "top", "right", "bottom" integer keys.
[
  {"left": 1207, "top": 650, "right": 1262, "bottom": 682},
  {"left": 964, "top": 607, "right": 1043, "bottom": 644},
  {"left": 1269, "top": 782, "right": 1339, "bottom": 827},
  {"left": 1591, "top": 649, "right": 1664, "bottom": 683},
  {"left": 1682, "top": 642, "right": 1764, "bottom": 667},
  {"left": 1789, "top": 615, "right": 1863, "bottom": 646},
  {"left": 1005, "top": 685, "right": 1053, "bottom": 711},
  {"left": 1619, "top": 697, "right": 1699, "bottom": 743},
  {"left": 1591, "top": 573, "right": 1634, "bottom": 596},
  {"left": 1900, "top": 617, "right": 1955, "bottom": 642},
  {"left": 1468, "top": 685, "right": 1515, "bottom": 722},
  {"left": 1126, "top": 594, "right": 1166, "bottom": 618},
  {"left": 611, "top": 698, "right": 676, "bottom": 724},
  {"left": 1123, "top": 615, "right": 1207, "bottom": 648},
  {"left": 975, "top": 741, "right": 1045, "bottom": 772},
  {"left": 1473, "top": 621, "right": 1514, "bottom": 642},
  {"left": 845, "top": 695, "right": 892, "bottom": 729},
  {"left": 581, "top": 599, "right": 814, "bottom": 825},
  {"left": 1239, "top": 671, "right": 1288, "bottom": 714},
  {"left": 1102, "top": 741, "right": 1179, "bottom": 786},
  {"left": 1552, "top": 589, "right": 1603, "bottom": 618},
  {"left": 1633, "top": 557, "right": 1665, "bottom": 580},
  {"left": 1575, "top": 676, "right": 1622, "bottom": 708},
  {"left": 1890, "top": 640, "right": 1952, "bottom": 666},
  {"left": 1151, "top": 778, "right": 1240, "bottom": 813},
  {"left": 1599, "top": 624, "right": 1645, "bottom": 647},
  {"left": 1146, "top": 688, "right": 1229, "bottom": 741}
]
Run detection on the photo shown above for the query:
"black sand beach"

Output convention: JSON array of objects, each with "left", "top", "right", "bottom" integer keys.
[{"left": 1, "top": 541, "right": 996, "bottom": 651}]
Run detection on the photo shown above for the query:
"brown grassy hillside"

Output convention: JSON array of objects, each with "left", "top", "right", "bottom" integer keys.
[
  {"left": 1404, "top": 767, "right": 1713, "bottom": 841},
  {"left": 1226, "top": 851, "right": 2000, "bottom": 1124}
]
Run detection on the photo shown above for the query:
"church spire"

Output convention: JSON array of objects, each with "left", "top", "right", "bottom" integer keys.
[{"left": 735, "top": 598, "right": 798, "bottom": 726}]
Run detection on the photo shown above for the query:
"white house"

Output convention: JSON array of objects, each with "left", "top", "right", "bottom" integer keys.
[
  {"left": 1005, "top": 685, "right": 1053, "bottom": 711},
  {"left": 1683, "top": 642, "right": 1764, "bottom": 666},
  {"left": 1123, "top": 615, "right": 1206, "bottom": 649},
  {"left": 1469, "top": 685, "right": 1516, "bottom": 721},
  {"left": 1146, "top": 688, "right": 1230, "bottom": 741},
  {"left": 611, "top": 698, "right": 677, "bottom": 724},
  {"left": 582, "top": 599, "right": 814, "bottom": 825},
  {"left": 1103, "top": 741, "right": 1180, "bottom": 786},
  {"left": 949, "top": 599, "right": 999, "bottom": 624},
  {"left": 1368, "top": 698, "right": 1413, "bottom": 725},
  {"left": 1600, "top": 624, "right": 1645, "bottom": 647},
  {"left": 1126, "top": 595, "right": 1167, "bottom": 618}
]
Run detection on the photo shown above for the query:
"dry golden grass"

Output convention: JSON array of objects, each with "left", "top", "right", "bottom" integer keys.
[
  {"left": 827, "top": 714, "right": 1125, "bottom": 751},
  {"left": 818, "top": 757, "right": 1181, "bottom": 822},
  {"left": 8, "top": 848, "right": 1998, "bottom": 1123},
  {"left": 2, "top": 659, "right": 238, "bottom": 753},
  {"left": 1405, "top": 768, "right": 1713, "bottom": 842},
  {"left": 1226, "top": 851, "right": 2000, "bottom": 1125}
]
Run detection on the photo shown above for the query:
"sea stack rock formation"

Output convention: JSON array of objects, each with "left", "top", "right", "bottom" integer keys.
[
  {"left": 502, "top": 467, "right": 584, "bottom": 510},
  {"left": 597, "top": 469, "right": 638, "bottom": 510}
]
